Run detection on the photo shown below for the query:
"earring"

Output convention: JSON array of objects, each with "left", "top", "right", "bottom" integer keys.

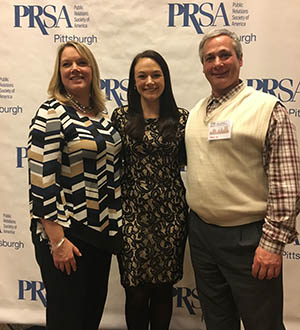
[{"left": 134, "top": 85, "right": 137, "bottom": 90}]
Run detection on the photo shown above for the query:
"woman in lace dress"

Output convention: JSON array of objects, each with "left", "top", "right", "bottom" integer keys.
[{"left": 112, "top": 50, "right": 188, "bottom": 330}]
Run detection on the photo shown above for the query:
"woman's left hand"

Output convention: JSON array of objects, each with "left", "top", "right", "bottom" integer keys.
[{"left": 52, "top": 238, "right": 82, "bottom": 275}]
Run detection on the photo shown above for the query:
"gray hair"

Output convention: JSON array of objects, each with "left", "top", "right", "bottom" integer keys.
[{"left": 199, "top": 29, "right": 243, "bottom": 63}]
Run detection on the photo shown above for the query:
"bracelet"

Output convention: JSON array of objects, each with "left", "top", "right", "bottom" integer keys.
[{"left": 50, "top": 237, "right": 65, "bottom": 254}]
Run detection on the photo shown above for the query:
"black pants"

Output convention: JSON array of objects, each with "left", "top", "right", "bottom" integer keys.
[
  {"left": 32, "top": 232, "right": 112, "bottom": 330},
  {"left": 188, "top": 211, "right": 285, "bottom": 330}
]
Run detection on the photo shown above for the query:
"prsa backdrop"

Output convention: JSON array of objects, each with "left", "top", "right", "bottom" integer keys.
[{"left": 0, "top": 0, "right": 299, "bottom": 329}]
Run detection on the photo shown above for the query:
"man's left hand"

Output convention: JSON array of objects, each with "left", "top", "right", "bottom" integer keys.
[{"left": 251, "top": 246, "right": 282, "bottom": 280}]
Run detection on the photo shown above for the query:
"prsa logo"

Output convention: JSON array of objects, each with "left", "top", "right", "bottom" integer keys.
[
  {"left": 18, "top": 280, "right": 46, "bottom": 307},
  {"left": 246, "top": 78, "right": 300, "bottom": 103},
  {"left": 168, "top": 2, "right": 230, "bottom": 34},
  {"left": 14, "top": 5, "right": 72, "bottom": 35},
  {"left": 101, "top": 78, "right": 128, "bottom": 107},
  {"left": 16, "top": 147, "right": 28, "bottom": 168},
  {"left": 173, "top": 286, "right": 201, "bottom": 315},
  {"left": 282, "top": 238, "right": 300, "bottom": 261}
]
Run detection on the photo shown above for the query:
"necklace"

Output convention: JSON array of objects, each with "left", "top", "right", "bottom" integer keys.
[{"left": 66, "top": 93, "right": 94, "bottom": 114}]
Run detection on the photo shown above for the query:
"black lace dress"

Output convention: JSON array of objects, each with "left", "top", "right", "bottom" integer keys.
[{"left": 112, "top": 106, "right": 189, "bottom": 287}]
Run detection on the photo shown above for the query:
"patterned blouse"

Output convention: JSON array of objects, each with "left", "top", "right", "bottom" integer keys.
[{"left": 28, "top": 98, "right": 122, "bottom": 252}]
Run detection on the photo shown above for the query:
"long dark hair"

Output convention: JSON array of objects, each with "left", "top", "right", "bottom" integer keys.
[{"left": 125, "top": 50, "right": 180, "bottom": 140}]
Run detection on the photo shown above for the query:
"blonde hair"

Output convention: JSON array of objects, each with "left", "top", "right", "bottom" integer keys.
[{"left": 48, "top": 41, "right": 106, "bottom": 114}]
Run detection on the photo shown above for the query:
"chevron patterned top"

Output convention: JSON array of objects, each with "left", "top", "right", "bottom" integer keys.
[{"left": 28, "top": 99, "right": 122, "bottom": 249}]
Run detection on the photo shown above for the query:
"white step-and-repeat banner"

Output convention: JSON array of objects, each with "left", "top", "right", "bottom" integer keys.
[{"left": 0, "top": 0, "right": 299, "bottom": 329}]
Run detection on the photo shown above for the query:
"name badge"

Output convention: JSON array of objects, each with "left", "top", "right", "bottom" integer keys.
[{"left": 208, "top": 120, "right": 232, "bottom": 141}]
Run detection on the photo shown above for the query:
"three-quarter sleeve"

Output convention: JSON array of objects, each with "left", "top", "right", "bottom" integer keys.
[
  {"left": 111, "top": 108, "right": 122, "bottom": 132},
  {"left": 177, "top": 108, "right": 189, "bottom": 166},
  {"left": 28, "top": 101, "right": 69, "bottom": 226}
]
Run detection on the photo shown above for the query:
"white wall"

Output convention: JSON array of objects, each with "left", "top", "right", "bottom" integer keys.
[{"left": 0, "top": 0, "right": 299, "bottom": 328}]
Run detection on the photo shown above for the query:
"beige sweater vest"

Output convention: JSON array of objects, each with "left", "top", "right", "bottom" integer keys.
[{"left": 185, "top": 86, "right": 278, "bottom": 226}]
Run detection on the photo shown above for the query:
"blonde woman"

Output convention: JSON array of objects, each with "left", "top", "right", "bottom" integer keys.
[{"left": 28, "top": 41, "right": 122, "bottom": 330}]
